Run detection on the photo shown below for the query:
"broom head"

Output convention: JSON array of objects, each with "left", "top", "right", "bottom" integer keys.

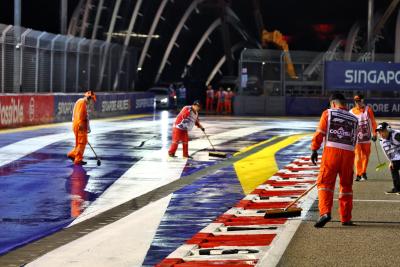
[
  {"left": 375, "top": 162, "right": 387, "bottom": 172},
  {"left": 209, "top": 151, "right": 227, "bottom": 158},
  {"left": 264, "top": 207, "right": 303, "bottom": 218}
]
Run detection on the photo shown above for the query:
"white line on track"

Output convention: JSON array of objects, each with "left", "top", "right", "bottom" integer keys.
[
  {"left": 70, "top": 125, "right": 274, "bottom": 226},
  {"left": 257, "top": 188, "right": 318, "bottom": 267}
]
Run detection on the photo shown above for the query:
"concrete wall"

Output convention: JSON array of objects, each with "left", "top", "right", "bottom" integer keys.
[{"left": 234, "top": 96, "right": 285, "bottom": 116}]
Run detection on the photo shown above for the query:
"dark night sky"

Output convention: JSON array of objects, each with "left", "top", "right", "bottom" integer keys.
[
  {"left": 0, "top": 0, "right": 396, "bottom": 52},
  {"left": 0, "top": 0, "right": 80, "bottom": 33}
]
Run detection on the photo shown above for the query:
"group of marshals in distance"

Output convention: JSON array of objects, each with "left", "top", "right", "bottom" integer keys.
[{"left": 67, "top": 91, "right": 398, "bottom": 229}]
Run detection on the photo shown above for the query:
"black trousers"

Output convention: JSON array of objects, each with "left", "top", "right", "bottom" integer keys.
[{"left": 390, "top": 160, "right": 400, "bottom": 191}]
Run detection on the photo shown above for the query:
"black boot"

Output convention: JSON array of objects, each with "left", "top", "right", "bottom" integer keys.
[
  {"left": 342, "top": 221, "right": 357, "bottom": 226},
  {"left": 314, "top": 213, "right": 331, "bottom": 228},
  {"left": 67, "top": 155, "right": 75, "bottom": 162},
  {"left": 361, "top": 173, "right": 367, "bottom": 181},
  {"left": 355, "top": 176, "right": 361, "bottom": 182}
]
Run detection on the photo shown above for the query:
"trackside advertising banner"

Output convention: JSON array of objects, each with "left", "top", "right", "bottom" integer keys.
[
  {"left": 286, "top": 97, "right": 400, "bottom": 117},
  {"left": 0, "top": 92, "right": 154, "bottom": 128},
  {"left": 325, "top": 61, "right": 400, "bottom": 90},
  {"left": 0, "top": 95, "right": 54, "bottom": 128},
  {"left": 54, "top": 92, "right": 154, "bottom": 122}
]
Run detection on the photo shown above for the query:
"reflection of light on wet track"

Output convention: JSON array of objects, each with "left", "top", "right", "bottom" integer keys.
[
  {"left": 0, "top": 114, "right": 318, "bottom": 259},
  {"left": 160, "top": 110, "right": 170, "bottom": 151}
]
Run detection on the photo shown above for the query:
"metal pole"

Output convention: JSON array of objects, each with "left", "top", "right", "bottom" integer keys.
[
  {"left": 261, "top": 62, "right": 264, "bottom": 94},
  {"left": 19, "top": 29, "right": 32, "bottom": 93},
  {"left": 64, "top": 36, "right": 73, "bottom": 92},
  {"left": 14, "top": 0, "right": 22, "bottom": 92},
  {"left": 60, "top": 0, "right": 68, "bottom": 35},
  {"left": 367, "top": 0, "right": 374, "bottom": 53},
  {"left": 91, "top": 0, "right": 104, "bottom": 39},
  {"left": 35, "top": 32, "right": 46, "bottom": 93},
  {"left": 50, "top": 35, "right": 61, "bottom": 93},
  {"left": 76, "top": 38, "right": 86, "bottom": 92},
  {"left": 14, "top": 0, "right": 21, "bottom": 27},
  {"left": 1, "top": 26, "right": 13, "bottom": 93},
  {"left": 219, "top": 0, "right": 234, "bottom": 76},
  {"left": 113, "top": 0, "right": 143, "bottom": 91}
]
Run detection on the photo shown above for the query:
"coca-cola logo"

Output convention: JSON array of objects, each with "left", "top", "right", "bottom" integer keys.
[
  {"left": 329, "top": 127, "right": 351, "bottom": 139},
  {"left": 0, "top": 98, "right": 24, "bottom": 126}
]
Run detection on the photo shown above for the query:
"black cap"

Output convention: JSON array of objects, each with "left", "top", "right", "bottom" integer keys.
[
  {"left": 193, "top": 100, "right": 201, "bottom": 106},
  {"left": 329, "top": 93, "right": 346, "bottom": 102},
  {"left": 354, "top": 94, "right": 364, "bottom": 101},
  {"left": 376, "top": 122, "right": 390, "bottom": 132}
]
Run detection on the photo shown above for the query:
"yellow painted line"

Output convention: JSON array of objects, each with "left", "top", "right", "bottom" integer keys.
[
  {"left": 233, "top": 134, "right": 309, "bottom": 194},
  {"left": 0, "top": 114, "right": 153, "bottom": 134},
  {"left": 233, "top": 136, "right": 280, "bottom": 156}
]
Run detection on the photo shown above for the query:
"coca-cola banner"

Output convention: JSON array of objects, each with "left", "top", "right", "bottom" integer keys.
[
  {"left": 0, "top": 92, "right": 154, "bottom": 129},
  {"left": 0, "top": 95, "right": 54, "bottom": 128}
]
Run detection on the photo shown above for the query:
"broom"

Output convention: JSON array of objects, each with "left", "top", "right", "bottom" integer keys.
[
  {"left": 374, "top": 141, "right": 387, "bottom": 171},
  {"left": 264, "top": 183, "right": 317, "bottom": 218},
  {"left": 88, "top": 142, "right": 101, "bottom": 166},
  {"left": 201, "top": 129, "right": 227, "bottom": 158}
]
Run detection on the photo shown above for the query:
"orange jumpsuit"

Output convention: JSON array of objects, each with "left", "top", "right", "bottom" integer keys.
[
  {"left": 216, "top": 91, "right": 225, "bottom": 114},
  {"left": 350, "top": 106, "right": 377, "bottom": 177},
  {"left": 168, "top": 105, "right": 200, "bottom": 157},
  {"left": 206, "top": 88, "right": 214, "bottom": 112},
  {"left": 311, "top": 107, "right": 358, "bottom": 222},
  {"left": 67, "top": 98, "right": 89, "bottom": 164},
  {"left": 224, "top": 91, "right": 234, "bottom": 114}
]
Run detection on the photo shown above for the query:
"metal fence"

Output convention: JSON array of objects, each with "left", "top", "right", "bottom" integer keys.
[
  {"left": 239, "top": 49, "right": 395, "bottom": 98},
  {"left": 0, "top": 24, "right": 137, "bottom": 93}
]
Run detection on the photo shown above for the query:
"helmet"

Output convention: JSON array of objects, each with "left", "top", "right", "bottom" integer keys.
[{"left": 84, "top": 90, "right": 96, "bottom": 102}]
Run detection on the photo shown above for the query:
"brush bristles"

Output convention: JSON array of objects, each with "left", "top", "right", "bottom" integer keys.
[
  {"left": 209, "top": 152, "right": 227, "bottom": 158},
  {"left": 264, "top": 207, "right": 303, "bottom": 218}
]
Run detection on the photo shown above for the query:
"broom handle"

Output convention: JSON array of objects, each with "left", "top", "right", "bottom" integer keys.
[
  {"left": 88, "top": 142, "right": 98, "bottom": 159},
  {"left": 374, "top": 141, "right": 382, "bottom": 164},
  {"left": 202, "top": 130, "right": 216, "bottom": 151},
  {"left": 284, "top": 183, "right": 317, "bottom": 211}
]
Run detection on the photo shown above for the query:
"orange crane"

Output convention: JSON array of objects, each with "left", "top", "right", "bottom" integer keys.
[{"left": 262, "top": 29, "right": 297, "bottom": 79}]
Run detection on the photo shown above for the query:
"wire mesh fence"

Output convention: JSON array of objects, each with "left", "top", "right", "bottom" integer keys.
[
  {"left": 239, "top": 49, "right": 396, "bottom": 98},
  {"left": 0, "top": 24, "right": 137, "bottom": 93}
]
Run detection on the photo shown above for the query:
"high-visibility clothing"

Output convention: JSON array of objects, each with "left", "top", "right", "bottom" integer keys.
[
  {"left": 216, "top": 91, "right": 225, "bottom": 114},
  {"left": 354, "top": 143, "right": 371, "bottom": 176},
  {"left": 168, "top": 128, "right": 189, "bottom": 157},
  {"left": 206, "top": 88, "right": 214, "bottom": 112},
  {"left": 350, "top": 105, "right": 377, "bottom": 176},
  {"left": 311, "top": 107, "right": 358, "bottom": 222},
  {"left": 168, "top": 106, "right": 200, "bottom": 156},
  {"left": 380, "top": 130, "right": 400, "bottom": 161},
  {"left": 174, "top": 105, "right": 200, "bottom": 131},
  {"left": 224, "top": 91, "right": 234, "bottom": 114},
  {"left": 206, "top": 88, "right": 214, "bottom": 98},
  {"left": 350, "top": 106, "right": 377, "bottom": 143},
  {"left": 67, "top": 98, "right": 89, "bottom": 164}
]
